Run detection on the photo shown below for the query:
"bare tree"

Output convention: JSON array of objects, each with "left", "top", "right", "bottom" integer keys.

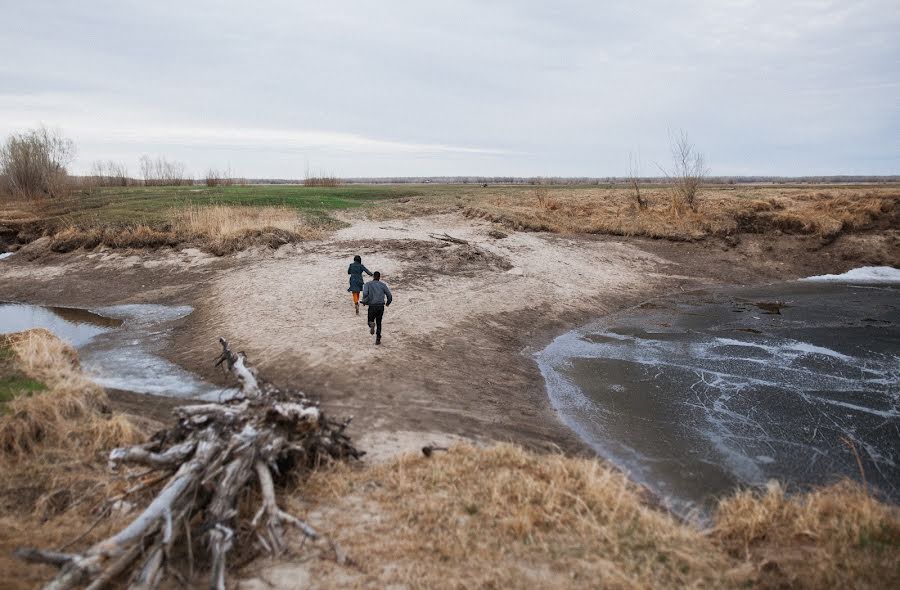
[
  {"left": 664, "top": 130, "right": 708, "bottom": 210},
  {"left": 140, "top": 155, "right": 191, "bottom": 186},
  {"left": 0, "top": 126, "right": 75, "bottom": 198},
  {"left": 206, "top": 165, "right": 235, "bottom": 187},
  {"left": 628, "top": 152, "right": 647, "bottom": 210},
  {"left": 90, "top": 160, "right": 131, "bottom": 187},
  {"left": 205, "top": 168, "right": 223, "bottom": 187}
]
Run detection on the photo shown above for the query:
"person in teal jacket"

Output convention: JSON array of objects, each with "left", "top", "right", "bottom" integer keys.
[{"left": 347, "top": 255, "right": 372, "bottom": 315}]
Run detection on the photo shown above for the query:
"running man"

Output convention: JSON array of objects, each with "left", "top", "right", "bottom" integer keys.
[
  {"left": 360, "top": 271, "right": 392, "bottom": 345},
  {"left": 347, "top": 255, "right": 373, "bottom": 315}
]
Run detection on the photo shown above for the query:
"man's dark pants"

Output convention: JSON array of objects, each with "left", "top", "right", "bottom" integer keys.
[{"left": 367, "top": 304, "right": 385, "bottom": 337}]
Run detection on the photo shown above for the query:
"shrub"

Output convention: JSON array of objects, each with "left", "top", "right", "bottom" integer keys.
[
  {"left": 303, "top": 175, "right": 341, "bottom": 187},
  {"left": 666, "top": 130, "right": 708, "bottom": 210},
  {"left": 0, "top": 126, "right": 75, "bottom": 198}
]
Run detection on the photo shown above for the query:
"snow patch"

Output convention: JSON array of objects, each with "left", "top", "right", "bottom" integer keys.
[
  {"left": 0, "top": 252, "right": 13, "bottom": 260},
  {"left": 801, "top": 266, "right": 900, "bottom": 284}
]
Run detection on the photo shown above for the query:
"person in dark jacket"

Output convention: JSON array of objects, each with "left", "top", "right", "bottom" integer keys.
[
  {"left": 347, "top": 255, "right": 372, "bottom": 315},
  {"left": 361, "top": 271, "right": 392, "bottom": 345}
]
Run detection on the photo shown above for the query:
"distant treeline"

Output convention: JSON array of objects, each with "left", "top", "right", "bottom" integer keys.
[
  {"left": 68, "top": 175, "right": 900, "bottom": 188},
  {"left": 338, "top": 176, "right": 900, "bottom": 185}
]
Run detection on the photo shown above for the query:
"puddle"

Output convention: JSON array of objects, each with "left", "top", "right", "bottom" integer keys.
[
  {"left": 751, "top": 301, "right": 789, "bottom": 315},
  {"left": 0, "top": 302, "right": 235, "bottom": 401}
]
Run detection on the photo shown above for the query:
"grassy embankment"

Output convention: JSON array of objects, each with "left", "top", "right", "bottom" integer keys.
[
  {"left": 0, "top": 184, "right": 419, "bottom": 255},
  {"left": 1, "top": 183, "right": 897, "bottom": 256},
  {"left": 1, "top": 330, "right": 897, "bottom": 589}
]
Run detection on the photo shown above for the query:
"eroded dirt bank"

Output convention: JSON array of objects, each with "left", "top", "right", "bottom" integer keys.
[{"left": 0, "top": 215, "right": 896, "bottom": 455}]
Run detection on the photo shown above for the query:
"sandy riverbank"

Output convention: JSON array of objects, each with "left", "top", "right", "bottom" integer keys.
[
  {"left": 2, "top": 212, "right": 898, "bottom": 589},
  {"left": 2, "top": 211, "right": 893, "bottom": 456}
]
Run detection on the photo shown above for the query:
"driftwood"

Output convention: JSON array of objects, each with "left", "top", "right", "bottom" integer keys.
[
  {"left": 19, "top": 337, "right": 362, "bottom": 590},
  {"left": 428, "top": 232, "right": 469, "bottom": 245}
]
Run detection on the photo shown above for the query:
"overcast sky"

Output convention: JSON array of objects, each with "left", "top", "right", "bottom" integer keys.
[{"left": 1, "top": 0, "right": 898, "bottom": 178}]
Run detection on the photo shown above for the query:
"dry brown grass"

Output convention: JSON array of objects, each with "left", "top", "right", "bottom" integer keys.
[
  {"left": 714, "top": 480, "right": 900, "bottom": 589},
  {"left": 42, "top": 205, "right": 328, "bottom": 255},
  {"left": 174, "top": 204, "right": 307, "bottom": 236},
  {"left": 739, "top": 192, "right": 897, "bottom": 239},
  {"left": 49, "top": 224, "right": 179, "bottom": 253},
  {"left": 173, "top": 204, "right": 326, "bottom": 254},
  {"left": 293, "top": 444, "right": 900, "bottom": 590},
  {"left": 456, "top": 186, "right": 900, "bottom": 241},
  {"left": 0, "top": 329, "right": 142, "bottom": 457},
  {"left": 300, "top": 444, "right": 738, "bottom": 589},
  {"left": 0, "top": 330, "right": 146, "bottom": 589}
]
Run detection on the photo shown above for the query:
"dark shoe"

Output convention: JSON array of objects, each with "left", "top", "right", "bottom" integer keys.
[
  {"left": 375, "top": 336, "right": 381, "bottom": 345},
  {"left": 355, "top": 304, "right": 359, "bottom": 315},
  {"left": 368, "top": 321, "right": 375, "bottom": 334}
]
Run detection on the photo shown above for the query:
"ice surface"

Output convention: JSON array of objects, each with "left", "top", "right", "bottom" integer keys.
[
  {"left": 536, "top": 282, "right": 900, "bottom": 516},
  {"left": 0, "top": 302, "right": 237, "bottom": 400},
  {"left": 81, "top": 304, "right": 237, "bottom": 400}
]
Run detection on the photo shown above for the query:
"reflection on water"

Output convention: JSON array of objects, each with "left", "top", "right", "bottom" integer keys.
[
  {"left": 0, "top": 303, "right": 121, "bottom": 346},
  {"left": 0, "top": 302, "right": 235, "bottom": 401},
  {"left": 537, "top": 281, "right": 900, "bottom": 516}
]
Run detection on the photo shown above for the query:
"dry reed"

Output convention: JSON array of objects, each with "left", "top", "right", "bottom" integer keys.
[{"left": 174, "top": 204, "right": 325, "bottom": 254}]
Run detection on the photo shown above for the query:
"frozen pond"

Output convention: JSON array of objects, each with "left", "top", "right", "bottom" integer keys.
[
  {"left": 537, "top": 272, "right": 900, "bottom": 516},
  {"left": 0, "top": 302, "right": 235, "bottom": 401}
]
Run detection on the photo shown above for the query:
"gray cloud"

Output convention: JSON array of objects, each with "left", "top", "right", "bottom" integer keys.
[{"left": 1, "top": 0, "right": 897, "bottom": 177}]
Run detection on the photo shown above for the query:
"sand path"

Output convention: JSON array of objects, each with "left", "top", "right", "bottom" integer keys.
[{"left": 189, "top": 213, "right": 675, "bottom": 450}]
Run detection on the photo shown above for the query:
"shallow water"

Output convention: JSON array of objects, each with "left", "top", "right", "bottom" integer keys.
[
  {"left": 0, "top": 303, "right": 121, "bottom": 346},
  {"left": 0, "top": 302, "right": 235, "bottom": 401},
  {"left": 537, "top": 280, "right": 900, "bottom": 516}
]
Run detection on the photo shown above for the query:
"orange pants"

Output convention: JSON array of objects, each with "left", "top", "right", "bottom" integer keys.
[{"left": 352, "top": 292, "right": 360, "bottom": 304}]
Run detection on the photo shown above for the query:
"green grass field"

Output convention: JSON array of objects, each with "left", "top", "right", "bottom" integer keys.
[{"left": 23, "top": 184, "right": 423, "bottom": 229}]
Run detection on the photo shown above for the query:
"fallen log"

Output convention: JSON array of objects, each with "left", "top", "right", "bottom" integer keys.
[{"left": 19, "top": 337, "right": 362, "bottom": 590}]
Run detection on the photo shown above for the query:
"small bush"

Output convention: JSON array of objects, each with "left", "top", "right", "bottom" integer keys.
[{"left": 534, "top": 186, "right": 559, "bottom": 211}]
